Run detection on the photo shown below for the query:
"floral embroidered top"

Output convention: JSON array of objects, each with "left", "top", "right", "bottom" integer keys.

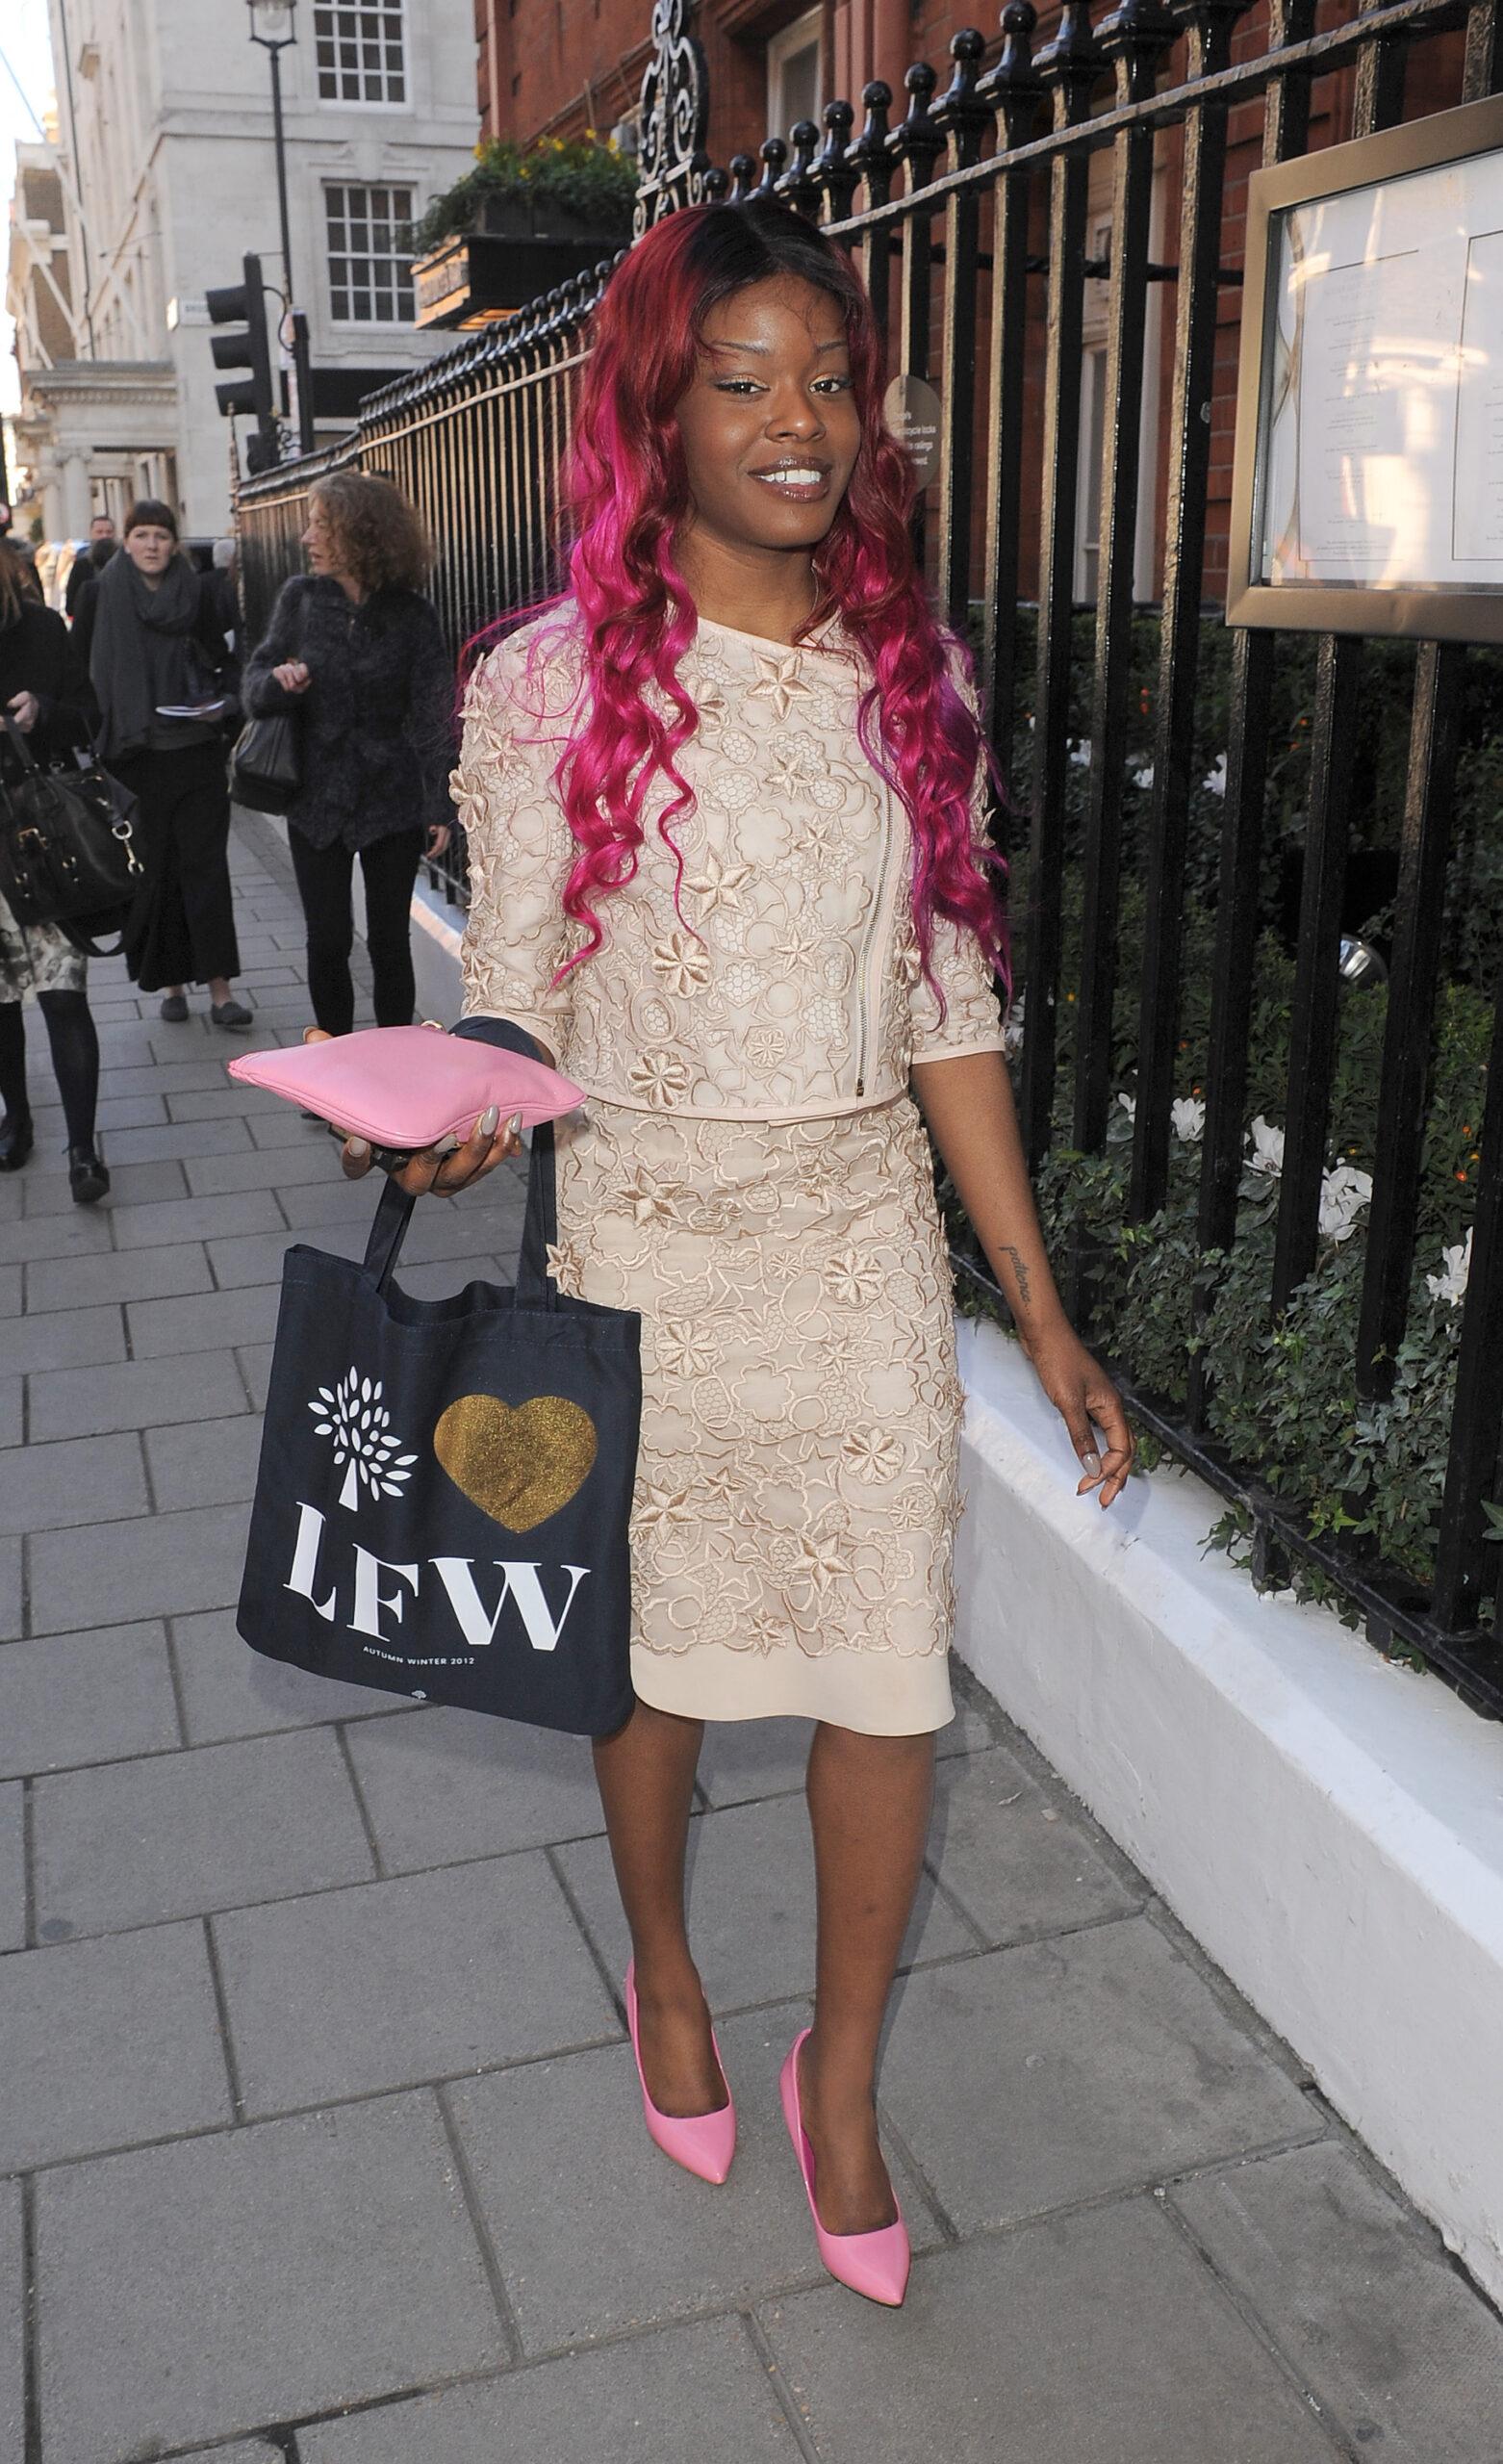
[{"left": 454, "top": 607, "right": 1006, "bottom": 1123}]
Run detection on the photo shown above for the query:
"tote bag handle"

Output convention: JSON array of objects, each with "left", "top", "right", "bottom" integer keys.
[{"left": 360, "top": 1116, "right": 560, "bottom": 1310}]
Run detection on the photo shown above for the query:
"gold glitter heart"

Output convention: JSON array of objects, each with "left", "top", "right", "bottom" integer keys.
[{"left": 434, "top": 1394, "right": 598, "bottom": 1533}]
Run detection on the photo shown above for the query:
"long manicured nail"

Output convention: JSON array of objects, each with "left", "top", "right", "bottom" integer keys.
[
  {"left": 506, "top": 1111, "right": 522, "bottom": 1139},
  {"left": 477, "top": 1106, "right": 499, "bottom": 1138},
  {"left": 1081, "top": 1450, "right": 1102, "bottom": 1479},
  {"left": 346, "top": 1137, "right": 369, "bottom": 1159},
  {"left": 434, "top": 1133, "right": 460, "bottom": 1154}
]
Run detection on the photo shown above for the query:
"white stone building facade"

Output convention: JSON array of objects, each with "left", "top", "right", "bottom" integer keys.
[{"left": 13, "top": 0, "right": 477, "bottom": 538}]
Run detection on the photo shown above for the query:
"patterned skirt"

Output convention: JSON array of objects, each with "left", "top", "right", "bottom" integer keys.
[
  {"left": 0, "top": 893, "right": 86, "bottom": 1002},
  {"left": 549, "top": 1093, "right": 959, "bottom": 1734}
]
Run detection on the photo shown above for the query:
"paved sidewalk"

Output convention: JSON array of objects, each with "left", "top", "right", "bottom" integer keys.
[{"left": 2, "top": 816, "right": 1501, "bottom": 2463}]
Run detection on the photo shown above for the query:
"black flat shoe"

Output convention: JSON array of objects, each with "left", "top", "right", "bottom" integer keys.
[
  {"left": 159, "top": 993, "right": 189, "bottom": 1023},
  {"left": 0, "top": 1116, "right": 34, "bottom": 1171},
  {"left": 211, "top": 998, "right": 253, "bottom": 1031},
  {"left": 67, "top": 1145, "right": 110, "bottom": 1206}
]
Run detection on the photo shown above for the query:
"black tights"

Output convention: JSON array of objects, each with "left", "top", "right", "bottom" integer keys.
[{"left": 0, "top": 991, "right": 101, "bottom": 1150}]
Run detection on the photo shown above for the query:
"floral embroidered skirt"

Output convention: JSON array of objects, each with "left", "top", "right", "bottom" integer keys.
[
  {"left": 0, "top": 893, "right": 86, "bottom": 1002},
  {"left": 550, "top": 1092, "right": 960, "bottom": 1734}
]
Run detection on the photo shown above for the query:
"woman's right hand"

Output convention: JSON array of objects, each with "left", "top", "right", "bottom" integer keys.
[
  {"left": 272, "top": 659, "right": 312, "bottom": 694},
  {"left": 302, "top": 1024, "right": 522, "bottom": 1195}
]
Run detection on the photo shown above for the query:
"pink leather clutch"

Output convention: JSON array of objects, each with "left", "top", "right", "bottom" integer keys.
[{"left": 227, "top": 1025, "right": 585, "bottom": 1146}]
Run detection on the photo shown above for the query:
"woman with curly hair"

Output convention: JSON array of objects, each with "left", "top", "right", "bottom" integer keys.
[
  {"left": 243, "top": 472, "right": 455, "bottom": 1034},
  {"left": 336, "top": 203, "right": 1133, "bottom": 2306}
]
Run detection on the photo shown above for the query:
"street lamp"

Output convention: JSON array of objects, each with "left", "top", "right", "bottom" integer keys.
[{"left": 246, "top": 0, "right": 297, "bottom": 306}]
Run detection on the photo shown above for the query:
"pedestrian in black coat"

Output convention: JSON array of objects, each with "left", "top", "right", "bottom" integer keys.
[
  {"left": 0, "top": 541, "right": 111, "bottom": 1198},
  {"left": 72, "top": 499, "right": 251, "bottom": 1029},
  {"left": 242, "top": 473, "right": 456, "bottom": 1036}
]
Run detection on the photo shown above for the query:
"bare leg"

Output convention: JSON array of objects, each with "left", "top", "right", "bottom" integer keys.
[
  {"left": 209, "top": 976, "right": 233, "bottom": 1005},
  {"left": 801, "top": 1724, "right": 934, "bottom": 2234},
  {"left": 592, "top": 1699, "right": 727, "bottom": 2117}
]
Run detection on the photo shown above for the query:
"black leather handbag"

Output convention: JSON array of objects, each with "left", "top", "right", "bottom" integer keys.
[
  {"left": 229, "top": 711, "right": 299, "bottom": 813},
  {"left": 0, "top": 715, "right": 144, "bottom": 957}
]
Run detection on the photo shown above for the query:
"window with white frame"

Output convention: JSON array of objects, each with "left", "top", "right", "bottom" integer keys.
[
  {"left": 325, "top": 184, "right": 415, "bottom": 323},
  {"left": 315, "top": 2, "right": 406, "bottom": 105},
  {"left": 768, "top": 7, "right": 823, "bottom": 141}
]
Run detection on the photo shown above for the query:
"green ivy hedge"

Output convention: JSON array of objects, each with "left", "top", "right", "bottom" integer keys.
[
  {"left": 407, "top": 136, "right": 639, "bottom": 258},
  {"left": 946, "top": 610, "right": 1496, "bottom": 1630}
]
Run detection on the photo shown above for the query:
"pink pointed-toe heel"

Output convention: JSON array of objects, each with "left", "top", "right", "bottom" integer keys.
[
  {"left": 779, "top": 2029, "right": 910, "bottom": 2307},
  {"left": 624, "top": 1961, "right": 736, "bottom": 2185}
]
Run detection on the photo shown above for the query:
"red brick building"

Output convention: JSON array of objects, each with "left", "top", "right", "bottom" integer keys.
[{"left": 471, "top": 0, "right": 1467, "bottom": 602}]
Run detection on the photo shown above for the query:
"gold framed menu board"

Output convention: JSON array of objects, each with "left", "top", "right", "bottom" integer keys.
[{"left": 1228, "top": 93, "right": 1503, "bottom": 642}]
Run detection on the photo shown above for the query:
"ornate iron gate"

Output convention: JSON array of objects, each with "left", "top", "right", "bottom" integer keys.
[{"left": 234, "top": 0, "right": 1503, "bottom": 1714}]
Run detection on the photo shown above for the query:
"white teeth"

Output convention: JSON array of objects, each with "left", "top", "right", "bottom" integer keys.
[{"left": 759, "top": 469, "right": 824, "bottom": 486}]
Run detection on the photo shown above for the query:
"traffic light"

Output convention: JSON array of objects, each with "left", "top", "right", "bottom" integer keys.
[{"left": 207, "top": 254, "right": 279, "bottom": 473}]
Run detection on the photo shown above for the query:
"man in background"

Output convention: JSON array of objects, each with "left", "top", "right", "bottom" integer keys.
[{"left": 64, "top": 512, "right": 118, "bottom": 620}]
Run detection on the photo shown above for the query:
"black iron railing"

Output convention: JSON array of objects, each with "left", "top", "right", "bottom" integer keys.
[{"left": 235, "top": 0, "right": 1503, "bottom": 1714}]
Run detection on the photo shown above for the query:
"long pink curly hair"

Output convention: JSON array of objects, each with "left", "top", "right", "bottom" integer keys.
[{"left": 506, "top": 200, "right": 1006, "bottom": 1002}]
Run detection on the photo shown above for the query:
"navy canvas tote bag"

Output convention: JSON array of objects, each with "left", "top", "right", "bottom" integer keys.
[{"left": 237, "top": 1117, "right": 640, "bottom": 1735}]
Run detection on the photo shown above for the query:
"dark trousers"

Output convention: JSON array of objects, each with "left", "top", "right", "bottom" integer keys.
[
  {"left": 115, "top": 740, "right": 240, "bottom": 991},
  {"left": 289, "top": 826, "right": 424, "bottom": 1037},
  {"left": 0, "top": 990, "right": 100, "bottom": 1149}
]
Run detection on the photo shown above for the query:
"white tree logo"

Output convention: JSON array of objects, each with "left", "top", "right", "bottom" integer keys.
[{"left": 310, "top": 1370, "right": 417, "bottom": 1511}]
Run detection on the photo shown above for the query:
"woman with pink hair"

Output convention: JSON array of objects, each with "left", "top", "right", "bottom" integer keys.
[{"left": 341, "top": 201, "right": 1133, "bottom": 2305}]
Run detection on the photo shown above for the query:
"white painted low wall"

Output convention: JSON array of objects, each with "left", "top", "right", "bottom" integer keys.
[
  {"left": 360, "top": 869, "right": 1503, "bottom": 2299},
  {"left": 954, "top": 1314, "right": 1503, "bottom": 2305}
]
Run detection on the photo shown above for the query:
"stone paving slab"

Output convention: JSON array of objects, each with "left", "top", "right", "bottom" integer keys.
[
  {"left": 185, "top": 1142, "right": 347, "bottom": 1196},
  {"left": 0, "top": 1620, "right": 179, "bottom": 1779},
  {"left": 215, "top": 1853, "right": 619, "bottom": 2115},
  {"left": 207, "top": 1219, "right": 369, "bottom": 1288},
  {"left": 28, "top": 1498, "right": 249, "bottom": 1633},
  {"left": 0, "top": 1262, "right": 20, "bottom": 1314},
  {"left": 1, "top": 1302, "right": 125, "bottom": 1377},
  {"left": 23, "top": 1238, "right": 213, "bottom": 1313},
  {"left": 126, "top": 1279, "right": 282, "bottom": 1357},
  {"left": 143, "top": 1412, "right": 266, "bottom": 1510},
  {"left": 758, "top": 2195, "right": 1335, "bottom": 2464},
  {"left": 109, "top": 1187, "right": 286, "bottom": 1248},
  {"left": 0, "top": 1204, "right": 113, "bottom": 1264},
  {"left": 34, "top": 2092, "right": 508, "bottom": 2464},
  {"left": 343, "top": 1705, "right": 605, "bottom": 1869},
  {"left": 0, "top": 1538, "right": 20, "bottom": 1644},
  {"left": 20, "top": 1154, "right": 182, "bottom": 1217},
  {"left": 298, "top": 2317, "right": 801, "bottom": 2463},
  {"left": 32, "top": 1727, "right": 376, "bottom": 1937},
  {"left": 0, "top": 1919, "right": 232, "bottom": 2170},
  {"left": 0, "top": 1432, "right": 148, "bottom": 1539},
  {"left": 556, "top": 1790, "right": 975, "bottom": 2013},
  {"left": 446, "top": 2002, "right": 942, "bottom": 2354},
  {"left": 0, "top": 2180, "right": 22, "bottom": 2464},
  {"left": 1172, "top": 2140, "right": 1503, "bottom": 2461},
  {"left": 28, "top": 1348, "right": 252, "bottom": 1442},
  {"left": 0, "top": 1782, "right": 23, "bottom": 1951},
  {"left": 171, "top": 1608, "right": 421, "bottom": 1743},
  {"left": 0, "top": 1378, "right": 19, "bottom": 1446},
  {"left": 877, "top": 1923, "right": 1317, "bottom": 2233},
  {"left": 927, "top": 1745, "right": 1144, "bottom": 1946}
]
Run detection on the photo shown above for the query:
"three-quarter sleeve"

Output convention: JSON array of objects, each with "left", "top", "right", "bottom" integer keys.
[
  {"left": 907, "top": 663, "right": 1008, "bottom": 1066},
  {"left": 454, "top": 635, "right": 578, "bottom": 1055}
]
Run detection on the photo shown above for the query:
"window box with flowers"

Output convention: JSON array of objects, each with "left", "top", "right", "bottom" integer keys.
[{"left": 407, "top": 136, "right": 639, "bottom": 327}]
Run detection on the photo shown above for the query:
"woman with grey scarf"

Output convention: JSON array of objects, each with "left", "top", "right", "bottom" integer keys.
[{"left": 72, "top": 500, "right": 250, "bottom": 1029}]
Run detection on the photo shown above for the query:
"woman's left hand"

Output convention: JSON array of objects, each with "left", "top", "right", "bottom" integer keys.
[
  {"left": 1023, "top": 1320, "right": 1135, "bottom": 1507},
  {"left": 425, "top": 824, "right": 452, "bottom": 859},
  {"left": 6, "top": 691, "right": 39, "bottom": 734}
]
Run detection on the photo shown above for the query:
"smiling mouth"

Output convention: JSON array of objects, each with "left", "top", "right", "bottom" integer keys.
[{"left": 749, "top": 463, "right": 832, "bottom": 500}]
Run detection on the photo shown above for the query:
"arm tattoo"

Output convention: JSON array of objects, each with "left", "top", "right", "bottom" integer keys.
[{"left": 1003, "top": 1245, "right": 1032, "bottom": 1309}]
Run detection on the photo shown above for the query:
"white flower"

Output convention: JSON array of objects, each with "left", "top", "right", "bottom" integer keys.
[
  {"left": 1068, "top": 737, "right": 1091, "bottom": 768},
  {"left": 1116, "top": 1091, "right": 1136, "bottom": 1123},
  {"left": 1317, "top": 1164, "right": 1373, "bottom": 1244},
  {"left": 1003, "top": 992, "right": 1026, "bottom": 1058},
  {"left": 1426, "top": 1227, "right": 1472, "bottom": 1307},
  {"left": 1171, "top": 1095, "right": 1206, "bottom": 1142},
  {"left": 1247, "top": 1116, "right": 1285, "bottom": 1176},
  {"left": 1203, "top": 754, "right": 1228, "bottom": 797},
  {"left": 1132, "top": 763, "right": 1155, "bottom": 790}
]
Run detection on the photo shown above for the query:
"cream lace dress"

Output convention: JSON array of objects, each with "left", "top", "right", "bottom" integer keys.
[{"left": 454, "top": 609, "right": 1006, "bottom": 1733}]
